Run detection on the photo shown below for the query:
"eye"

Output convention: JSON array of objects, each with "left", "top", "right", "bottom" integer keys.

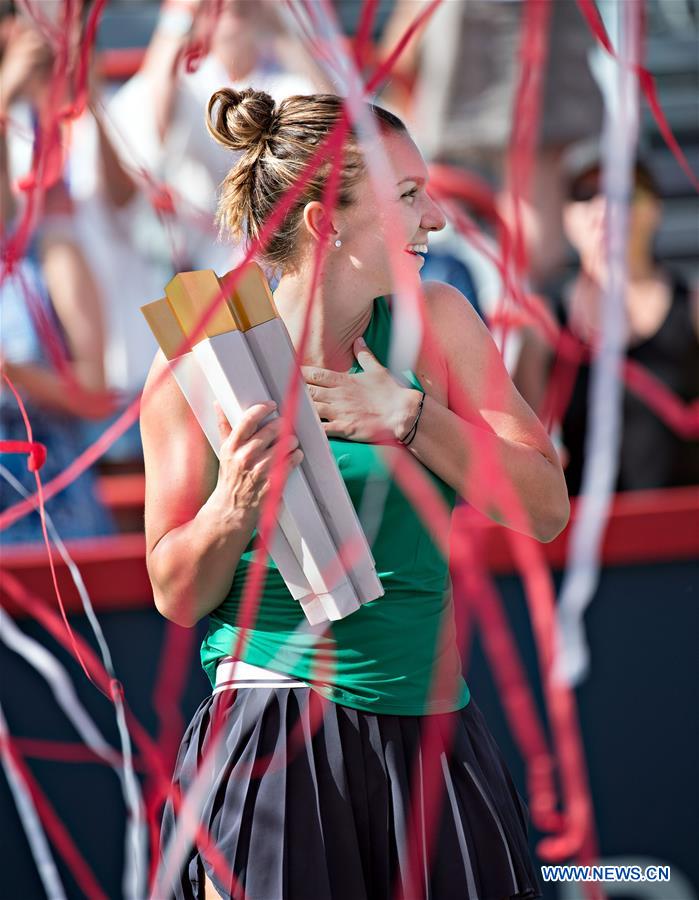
[{"left": 401, "top": 187, "right": 418, "bottom": 203}]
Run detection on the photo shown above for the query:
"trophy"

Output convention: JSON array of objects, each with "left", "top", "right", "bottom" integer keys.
[{"left": 141, "top": 263, "right": 383, "bottom": 625}]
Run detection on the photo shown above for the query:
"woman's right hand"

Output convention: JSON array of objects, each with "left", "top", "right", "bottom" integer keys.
[{"left": 211, "top": 400, "right": 303, "bottom": 522}]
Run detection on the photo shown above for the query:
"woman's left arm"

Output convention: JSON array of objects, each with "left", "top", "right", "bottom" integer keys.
[{"left": 401, "top": 282, "right": 569, "bottom": 542}]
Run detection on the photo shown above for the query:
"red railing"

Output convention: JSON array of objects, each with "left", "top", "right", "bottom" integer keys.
[
  {"left": 2, "top": 480, "right": 696, "bottom": 617},
  {"left": 97, "top": 47, "right": 146, "bottom": 81}
]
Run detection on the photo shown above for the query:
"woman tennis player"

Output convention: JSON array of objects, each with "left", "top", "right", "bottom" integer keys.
[{"left": 141, "top": 88, "right": 569, "bottom": 899}]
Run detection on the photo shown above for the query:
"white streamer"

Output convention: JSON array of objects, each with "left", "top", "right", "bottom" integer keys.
[
  {"left": 279, "top": 0, "right": 426, "bottom": 375},
  {"left": 0, "top": 608, "right": 149, "bottom": 897},
  {"left": 0, "top": 465, "right": 147, "bottom": 899},
  {"left": 152, "top": 724, "right": 229, "bottom": 899},
  {"left": 0, "top": 702, "right": 67, "bottom": 900},
  {"left": 554, "top": 1, "right": 641, "bottom": 685}
]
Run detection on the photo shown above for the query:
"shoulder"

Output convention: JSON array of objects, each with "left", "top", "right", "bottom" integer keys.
[
  {"left": 420, "top": 280, "right": 514, "bottom": 413},
  {"left": 142, "top": 349, "right": 172, "bottom": 400},
  {"left": 141, "top": 350, "right": 190, "bottom": 438},
  {"left": 421, "top": 280, "right": 490, "bottom": 354}
]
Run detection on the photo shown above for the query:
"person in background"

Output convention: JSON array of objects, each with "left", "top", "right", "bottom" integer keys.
[
  {"left": 1, "top": 1, "right": 160, "bottom": 470},
  {"left": 68, "top": 62, "right": 163, "bottom": 470},
  {"left": 0, "top": 7, "right": 116, "bottom": 541},
  {"left": 419, "top": 239, "right": 482, "bottom": 319},
  {"left": 108, "top": 0, "right": 319, "bottom": 275},
  {"left": 515, "top": 148, "right": 699, "bottom": 495}
]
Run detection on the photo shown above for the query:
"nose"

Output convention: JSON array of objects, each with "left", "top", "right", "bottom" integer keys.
[{"left": 422, "top": 193, "right": 446, "bottom": 233}]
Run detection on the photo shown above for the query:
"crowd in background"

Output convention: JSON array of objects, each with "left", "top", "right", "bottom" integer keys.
[{"left": 1, "top": 0, "right": 697, "bottom": 543}]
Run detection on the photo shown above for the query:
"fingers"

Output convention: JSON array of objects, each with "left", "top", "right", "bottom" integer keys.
[
  {"left": 252, "top": 443, "right": 304, "bottom": 484},
  {"left": 237, "top": 419, "right": 299, "bottom": 469},
  {"left": 311, "top": 400, "right": 334, "bottom": 421},
  {"left": 301, "top": 366, "right": 344, "bottom": 387},
  {"left": 305, "top": 383, "right": 333, "bottom": 402},
  {"left": 214, "top": 402, "right": 232, "bottom": 442},
  {"left": 217, "top": 400, "right": 276, "bottom": 449},
  {"left": 218, "top": 399, "right": 302, "bottom": 473},
  {"left": 239, "top": 418, "right": 294, "bottom": 464}
]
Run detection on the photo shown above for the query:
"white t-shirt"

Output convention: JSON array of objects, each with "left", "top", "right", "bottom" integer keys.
[
  {"left": 108, "top": 56, "right": 315, "bottom": 273},
  {"left": 4, "top": 101, "right": 161, "bottom": 395}
]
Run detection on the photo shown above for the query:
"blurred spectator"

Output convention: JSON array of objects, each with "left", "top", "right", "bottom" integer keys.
[
  {"left": 68, "top": 73, "right": 163, "bottom": 467},
  {"left": 516, "top": 149, "right": 699, "bottom": 494},
  {"left": 0, "top": 255, "right": 117, "bottom": 543},
  {"left": 107, "top": 0, "right": 319, "bottom": 274},
  {"left": 1, "top": 3, "right": 161, "bottom": 468},
  {"left": 0, "top": 9, "right": 115, "bottom": 541}
]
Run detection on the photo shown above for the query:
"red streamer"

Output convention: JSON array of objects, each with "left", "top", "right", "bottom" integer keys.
[
  {"left": 577, "top": 0, "right": 699, "bottom": 193},
  {"left": 1, "top": 731, "right": 109, "bottom": 900}
]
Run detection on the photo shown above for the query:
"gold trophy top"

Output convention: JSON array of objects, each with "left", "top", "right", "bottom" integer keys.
[
  {"left": 163, "top": 263, "right": 278, "bottom": 345},
  {"left": 224, "top": 262, "right": 278, "bottom": 331},
  {"left": 165, "top": 269, "right": 238, "bottom": 341},
  {"left": 140, "top": 298, "right": 187, "bottom": 359}
]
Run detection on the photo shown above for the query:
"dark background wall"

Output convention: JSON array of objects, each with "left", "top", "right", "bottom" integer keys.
[{"left": 2, "top": 556, "right": 697, "bottom": 899}]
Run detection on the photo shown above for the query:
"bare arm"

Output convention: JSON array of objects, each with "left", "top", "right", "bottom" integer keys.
[
  {"left": 141, "top": 352, "right": 303, "bottom": 627},
  {"left": 0, "top": 360, "right": 115, "bottom": 418},
  {"left": 3, "top": 195, "right": 115, "bottom": 418},
  {"left": 0, "top": 20, "right": 54, "bottom": 227},
  {"left": 93, "top": 111, "right": 137, "bottom": 209},
  {"left": 407, "top": 282, "right": 569, "bottom": 541},
  {"left": 39, "top": 205, "right": 107, "bottom": 395},
  {"left": 139, "top": 1, "right": 199, "bottom": 144}
]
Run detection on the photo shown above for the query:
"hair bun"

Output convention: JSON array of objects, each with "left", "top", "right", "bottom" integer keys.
[{"left": 206, "top": 87, "right": 277, "bottom": 153}]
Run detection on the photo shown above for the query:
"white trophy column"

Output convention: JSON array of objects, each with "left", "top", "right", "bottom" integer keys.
[
  {"left": 191, "top": 330, "right": 361, "bottom": 621},
  {"left": 166, "top": 350, "right": 326, "bottom": 623},
  {"left": 245, "top": 318, "right": 384, "bottom": 605}
]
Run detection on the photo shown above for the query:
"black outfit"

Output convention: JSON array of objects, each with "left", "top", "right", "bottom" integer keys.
[
  {"left": 159, "top": 688, "right": 542, "bottom": 900},
  {"left": 554, "top": 275, "right": 699, "bottom": 495}
]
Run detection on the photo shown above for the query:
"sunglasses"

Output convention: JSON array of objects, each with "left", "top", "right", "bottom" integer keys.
[{"left": 570, "top": 181, "right": 654, "bottom": 204}]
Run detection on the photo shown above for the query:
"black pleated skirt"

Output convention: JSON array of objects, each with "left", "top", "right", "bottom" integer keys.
[{"left": 158, "top": 687, "right": 542, "bottom": 900}]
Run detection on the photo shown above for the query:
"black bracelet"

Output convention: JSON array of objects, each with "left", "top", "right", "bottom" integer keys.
[{"left": 399, "top": 391, "right": 425, "bottom": 447}]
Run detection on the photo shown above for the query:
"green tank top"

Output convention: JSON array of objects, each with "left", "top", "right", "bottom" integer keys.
[{"left": 201, "top": 296, "right": 470, "bottom": 715}]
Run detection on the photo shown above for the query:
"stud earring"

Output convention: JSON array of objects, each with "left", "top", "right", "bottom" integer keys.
[{"left": 334, "top": 238, "right": 342, "bottom": 248}]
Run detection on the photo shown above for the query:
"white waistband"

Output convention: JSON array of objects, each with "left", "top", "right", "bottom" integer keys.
[{"left": 214, "top": 658, "right": 307, "bottom": 692}]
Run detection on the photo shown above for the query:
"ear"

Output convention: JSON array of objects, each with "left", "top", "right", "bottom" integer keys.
[{"left": 302, "top": 200, "right": 338, "bottom": 243}]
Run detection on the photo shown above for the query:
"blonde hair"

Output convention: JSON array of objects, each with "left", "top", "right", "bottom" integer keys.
[{"left": 206, "top": 88, "right": 406, "bottom": 271}]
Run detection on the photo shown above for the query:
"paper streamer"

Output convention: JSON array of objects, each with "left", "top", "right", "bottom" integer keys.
[
  {"left": 0, "top": 700, "right": 108, "bottom": 899},
  {"left": 0, "top": 464, "right": 148, "bottom": 899},
  {"left": 0, "top": 703, "right": 67, "bottom": 900},
  {"left": 0, "top": 622, "right": 147, "bottom": 899},
  {"left": 555, "top": 0, "right": 641, "bottom": 687}
]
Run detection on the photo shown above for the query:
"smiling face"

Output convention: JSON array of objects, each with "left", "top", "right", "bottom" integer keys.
[{"left": 325, "top": 129, "right": 446, "bottom": 296}]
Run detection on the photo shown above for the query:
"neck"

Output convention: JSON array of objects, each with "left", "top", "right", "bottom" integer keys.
[{"left": 273, "top": 269, "right": 375, "bottom": 372}]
